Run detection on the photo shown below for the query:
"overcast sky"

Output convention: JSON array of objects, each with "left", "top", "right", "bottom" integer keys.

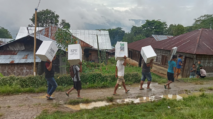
[{"left": 0, "top": 0, "right": 213, "bottom": 38}]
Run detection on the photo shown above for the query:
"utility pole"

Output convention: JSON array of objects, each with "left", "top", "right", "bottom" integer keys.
[
  {"left": 96, "top": 35, "right": 101, "bottom": 63},
  {"left": 33, "top": 8, "right": 37, "bottom": 76}
]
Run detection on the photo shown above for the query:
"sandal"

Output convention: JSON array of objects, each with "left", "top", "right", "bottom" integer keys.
[
  {"left": 77, "top": 97, "right": 82, "bottom": 99},
  {"left": 125, "top": 90, "right": 130, "bottom": 93},
  {"left": 164, "top": 85, "right": 167, "bottom": 89},
  {"left": 140, "top": 88, "right": 144, "bottom": 90},
  {"left": 66, "top": 93, "right": 69, "bottom": 97},
  {"left": 147, "top": 88, "right": 152, "bottom": 91},
  {"left": 168, "top": 87, "right": 171, "bottom": 89},
  {"left": 113, "top": 94, "right": 119, "bottom": 96},
  {"left": 46, "top": 96, "right": 54, "bottom": 100}
]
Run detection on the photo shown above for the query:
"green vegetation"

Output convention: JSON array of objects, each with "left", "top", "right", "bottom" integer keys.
[
  {"left": 37, "top": 93, "right": 213, "bottom": 119},
  {"left": 0, "top": 26, "right": 12, "bottom": 38},
  {"left": 67, "top": 98, "right": 94, "bottom": 105},
  {"left": 0, "top": 73, "right": 3, "bottom": 77},
  {"left": 180, "top": 77, "right": 213, "bottom": 84},
  {"left": 106, "top": 97, "right": 114, "bottom": 102},
  {"left": 0, "top": 113, "right": 3, "bottom": 117}
]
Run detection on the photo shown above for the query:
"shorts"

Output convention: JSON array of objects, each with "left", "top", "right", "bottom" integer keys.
[
  {"left": 196, "top": 71, "right": 201, "bottom": 76},
  {"left": 167, "top": 72, "right": 174, "bottom": 82},
  {"left": 73, "top": 81, "right": 82, "bottom": 90},
  {"left": 117, "top": 76, "right": 125, "bottom": 85},
  {"left": 141, "top": 72, "right": 152, "bottom": 81},
  {"left": 176, "top": 68, "right": 181, "bottom": 74}
]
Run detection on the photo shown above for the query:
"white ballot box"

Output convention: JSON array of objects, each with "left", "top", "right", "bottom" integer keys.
[
  {"left": 115, "top": 42, "right": 128, "bottom": 60},
  {"left": 141, "top": 45, "right": 157, "bottom": 63},
  {"left": 68, "top": 44, "right": 82, "bottom": 65},
  {"left": 36, "top": 41, "right": 58, "bottom": 61},
  {"left": 169, "top": 47, "right": 177, "bottom": 60}
]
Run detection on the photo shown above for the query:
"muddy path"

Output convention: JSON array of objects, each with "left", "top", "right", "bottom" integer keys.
[{"left": 0, "top": 81, "right": 213, "bottom": 119}]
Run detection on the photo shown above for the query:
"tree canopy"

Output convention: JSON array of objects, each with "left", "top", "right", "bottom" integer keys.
[
  {"left": 60, "top": 19, "right": 71, "bottom": 29},
  {"left": 29, "top": 9, "right": 59, "bottom": 27},
  {"left": 123, "top": 20, "right": 167, "bottom": 43},
  {"left": 167, "top": 24, "right": 185, "bottom": 36},
  {"left": 0, "top": 27, "right": 12, "bottom": 38}
]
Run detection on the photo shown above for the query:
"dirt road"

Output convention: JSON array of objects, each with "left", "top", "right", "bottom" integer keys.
[{"left": 0, "top": 81, "right": 213, "bottom": 119}]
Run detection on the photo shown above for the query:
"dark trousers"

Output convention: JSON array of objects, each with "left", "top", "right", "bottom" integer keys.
[{"left": 46, "top": 77, "right": 58, "bottom": 96}]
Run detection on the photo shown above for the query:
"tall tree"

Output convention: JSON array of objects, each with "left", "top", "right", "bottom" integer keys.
[
  {"left": 29, "top": 9, "right": 59, "bottom": 27},
  {"left": 122, "top": 20, "right": 167, "bottom": 43},
  {"left": 0, "top": 27, "right": 12, "bottom": 38},
  {"left": 173, "top": 24, "right": 185, "bottom": 36},
  {"left": 60, "top": 19, "right": 71, "bottom": 29},
  {"left": 167, "top": 24, "right": 185, "bottom": 36},
  {"left": 193, "top": 14, "right": 213, "bottom": 30}
]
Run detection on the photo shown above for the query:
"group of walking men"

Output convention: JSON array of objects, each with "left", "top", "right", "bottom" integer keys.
[{"left": 44, "top": 54, "right": 207, "bottom": 100}]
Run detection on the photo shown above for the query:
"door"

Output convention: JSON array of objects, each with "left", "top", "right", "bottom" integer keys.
[
  {"left": 161, "top": 55, "right": 168, "bottom": 66},
  {"left": 182, "top": 57, "right": 194, "bottom": 78}
]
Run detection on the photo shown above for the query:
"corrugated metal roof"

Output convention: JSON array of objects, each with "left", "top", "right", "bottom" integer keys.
[
  {"left": 152, "top": 35, "right": 173, "bottom": 41},
  {"left": 0, "top": 51, "right": 41, "bottom": 64},
  {"left": 0, "top": 38, "right": 13, "bottom": 45},
  {"left": 128, "top": 37, "right": 157, "bottom": 51},
  {"left": 70, "top": 30, "right": 112, "bottom": 50},
  {"left": 152, "top": 29, "right": 213, "bottom": 55},
  {"left": 15, "top": 27, "right": 44, "bottom": 40}
]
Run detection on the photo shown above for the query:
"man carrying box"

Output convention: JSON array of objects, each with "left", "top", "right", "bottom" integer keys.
[
  {"left": 45, "top": 56, "right": 57, "bottom": 100},
  {"left": 140, "top": 59, "right": 153, "bottom": 90},
  {"left": 113, "top": 56, "right": 130, "bottom": 95},
  {"left": 66, "top": 62, "right": 83, "bottom": 99}
]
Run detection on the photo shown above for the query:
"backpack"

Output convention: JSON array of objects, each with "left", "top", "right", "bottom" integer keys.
[
  {"left": 69, "top": 65, "right": 80, "bottom": 81},
  {"left": 70, "top": 65, "right": 76, "bottom": 78}
]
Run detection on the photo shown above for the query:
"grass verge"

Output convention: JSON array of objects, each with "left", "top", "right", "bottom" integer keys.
[{"left": 37, "top": 93, "right": 213, "bottom": 119}]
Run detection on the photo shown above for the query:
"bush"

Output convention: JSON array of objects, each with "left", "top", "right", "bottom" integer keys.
[
  {"left": 0, "top": 73, "right": 3, "bottom": 77},
  {"left": 108, "top": 57, "right": 116, "bottom": 64},
  {"left": 0, "top": 72, "right": 141, "bottom": 89}
]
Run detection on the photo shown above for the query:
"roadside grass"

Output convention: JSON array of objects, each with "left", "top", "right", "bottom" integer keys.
[
  {"left": 181, "top": 77, "right": 213, "bottom": 84},
  {"left": 37, "top": 93, "right": 213, "bottom": 119}
]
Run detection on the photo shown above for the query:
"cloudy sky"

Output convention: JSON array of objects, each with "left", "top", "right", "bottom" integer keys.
[{"left": 0, "top": 0, "right": 213, "bottom": 38}]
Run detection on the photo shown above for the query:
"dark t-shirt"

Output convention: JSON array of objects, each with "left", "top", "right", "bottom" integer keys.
[
  {"left": 45, "top": 62, "right": 54, "bottom": 78},
  {"left": 142, "top": 62, "right": 150, "bottom": 73}
]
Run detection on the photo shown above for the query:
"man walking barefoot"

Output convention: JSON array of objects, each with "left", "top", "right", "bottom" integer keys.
[
  {"left": 140, "top": 59, "right": 153, "bottom": 90},
  {"left": 113, "top": 56, "right": 129, "bottom": 95}
]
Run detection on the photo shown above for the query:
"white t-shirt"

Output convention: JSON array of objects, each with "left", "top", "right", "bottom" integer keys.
[
  {"left": 72, "top": 65, "right": 80, "bottom": 82},
  {"left": 116, "top": 60, "right": 125, "bottom": 76}
]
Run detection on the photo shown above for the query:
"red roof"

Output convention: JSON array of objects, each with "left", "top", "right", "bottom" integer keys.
[
  {"left": 128, "top": 37, "right": 157, "bottom": 51},
  {"left": 152, "top": 29, "right": 213, "bottom": 55}
]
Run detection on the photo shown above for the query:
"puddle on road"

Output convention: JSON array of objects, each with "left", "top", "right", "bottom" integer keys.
[
  {"left": 65, "top": 101, "right": 111, "bottom": 111},
  {"left": 65, "top": 94, "right": 186, "bottom": 110}
]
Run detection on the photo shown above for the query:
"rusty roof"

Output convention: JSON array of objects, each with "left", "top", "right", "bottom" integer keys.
[
  {"left": 0, "top": 51, "right": 41, "bottom": 64},
  {"left": 128, "top": 37, "right": 157, "bottom": 51},
  {"left": 152, "top": 35, "right": 173, "bottom": 41},
  {"left": 152, "top": 29, "right": 213, "bottom": 55}
]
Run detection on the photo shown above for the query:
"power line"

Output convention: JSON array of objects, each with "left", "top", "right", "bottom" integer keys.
[{"left": 37, "top": 0, "right": 41, "bottom": 9}]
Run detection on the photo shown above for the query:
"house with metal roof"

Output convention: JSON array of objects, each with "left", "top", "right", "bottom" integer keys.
[
  {"left": 128, "top": 35, "right": 173, "bottom": 67},
  {"left": 0, "top": 26, "right": 112, "bottom": 76},
  {"left": 151, "top": 29, "right": 213, "bottom": 77}
]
